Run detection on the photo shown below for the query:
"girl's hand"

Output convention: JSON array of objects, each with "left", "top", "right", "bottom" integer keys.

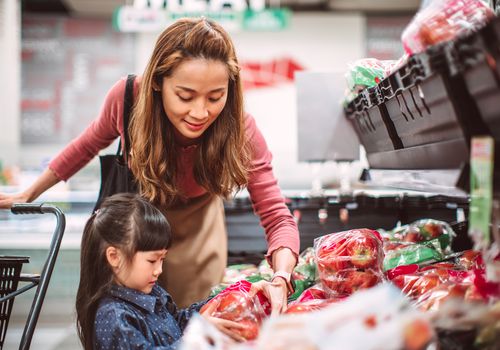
[
  {"left": 200, "top": 301, "right": 246, "bottom": 342},
  {"left": 250, "top": 280, "right": 288, "bottom": 316},
  {"left": 0, "top": 192, "right": 30, "bottom": 209}
]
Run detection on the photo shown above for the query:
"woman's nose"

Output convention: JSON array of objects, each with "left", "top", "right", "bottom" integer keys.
[{"left": 189, "top": 100, "right": 209, "bottom": 119}]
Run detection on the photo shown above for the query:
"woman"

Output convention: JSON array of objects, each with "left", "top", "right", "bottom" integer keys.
[{"left": 0, "top": 17, "right": 299, "bottom": 311}]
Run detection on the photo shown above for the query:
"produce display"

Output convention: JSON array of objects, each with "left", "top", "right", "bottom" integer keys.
[{"left": 188, "top": 217, "right": 499, "bottom": 350}]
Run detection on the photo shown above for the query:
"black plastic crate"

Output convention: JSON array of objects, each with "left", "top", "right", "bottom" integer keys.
[
  {"left": 345, "top": 92, "right": 395, "bottom": 155},
  {"left": 452, "top": 16, "right": 500, "bottom": 142},
  {"left": 0, "top": 256, "right": 29, "bottom": 349}
]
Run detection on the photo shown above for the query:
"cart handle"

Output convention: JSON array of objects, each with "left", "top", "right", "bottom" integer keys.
[{"left": 10, "top": 203, "right": 66, "bottom": 350}]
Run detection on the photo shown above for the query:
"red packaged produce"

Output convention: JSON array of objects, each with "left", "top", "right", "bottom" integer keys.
[
  {"left": 200, "top": 280, "right": 268, "bottom": 341},
  {"left": 315, "top": 229, "right": 385, "bottom": 297}
]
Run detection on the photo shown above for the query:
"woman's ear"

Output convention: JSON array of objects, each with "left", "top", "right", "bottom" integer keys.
[
  {"left": 105, "top": 246, "right": 122, "bottom": 269},
  {"left": 152, "top": 78, "right": 161, "bottom": 92}
]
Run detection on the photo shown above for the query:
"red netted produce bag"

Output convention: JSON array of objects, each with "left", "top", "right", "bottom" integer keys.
[
  {"left": 200, "top": 280, "right": 269, "bottom": 341},
  {"left": 314, "top": 228, "right": 385, "bottom": 297}
]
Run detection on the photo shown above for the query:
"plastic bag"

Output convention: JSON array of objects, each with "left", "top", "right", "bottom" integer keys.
[
  {"left": 200, "top": 280, "right": 270, "bottom": 341},
  {"left": 401, "top": 0, "right": 494, "bottom": 54},
  {"left": 383, "top": 240, "right": 446, "bottom": 271},
  {"left": 289, "top": 247, "right": 318, "bottom": 301},
  {"left": 293, "top": 283, "right": 327, "bottom": 303},
  {"left": 256, "top": 284, "right": 435, "bottom": 350},
  {"left": 382, "top": 219, "right": 456, "bottom": 270},
  {"left": 314, "top": 228, "right": 385, "bottom": 297},
  {"left": 345, "top": 58, "right": 395, "bottom": 93}
]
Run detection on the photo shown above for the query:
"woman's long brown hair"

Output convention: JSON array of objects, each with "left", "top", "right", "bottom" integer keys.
[
  {"left": 75, "top": 193, "right": 171, "bottom": 350},
  {"left": 129, "top": 17, "right": 251, "bottom": 207}
]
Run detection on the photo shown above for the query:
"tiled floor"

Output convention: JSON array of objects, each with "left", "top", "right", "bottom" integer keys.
[{"left": 3, "top": 324, "right": 81, "bottom": 350}]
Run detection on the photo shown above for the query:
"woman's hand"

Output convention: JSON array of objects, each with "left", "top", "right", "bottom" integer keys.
[
  {"left": 0, "top": 168, "right": 60, "bottom": 209},
  {"left": 250, "top": 280, "right": 288, "bottom": 316},
  {"left": 0, "top": 192, "right": 30, "bottom": 209},
  {"left": 200, "top": 301, "right": 246, "bottom": 342}
]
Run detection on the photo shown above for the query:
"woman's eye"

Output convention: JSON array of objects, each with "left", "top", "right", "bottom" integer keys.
[
  {"left": 147, "top": 260, "right": 156, "bottom": 264},
  {"left": 178, "top": 95, "right": 192, "bottom": 102},
  {"left": 208, "top": 97, "right": 221, "bottom": 103}
]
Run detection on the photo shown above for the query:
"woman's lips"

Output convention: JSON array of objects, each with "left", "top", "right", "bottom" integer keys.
[{"left": 184, "top": 120, "right": 206, "bottom": 131}]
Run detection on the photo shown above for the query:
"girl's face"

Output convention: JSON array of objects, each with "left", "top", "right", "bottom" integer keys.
[
  {"left": 114, "top": 249, "right": 168, "bottom": 294},
  {"left": 161, "top": 58, "right": 229, "bottom": 146}
]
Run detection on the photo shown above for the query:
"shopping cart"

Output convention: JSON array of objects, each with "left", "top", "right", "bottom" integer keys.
[{"left": 0, "top": 203, "right": 65, "bottom": 350}]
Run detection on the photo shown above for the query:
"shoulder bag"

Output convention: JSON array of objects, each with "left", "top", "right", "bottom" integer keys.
[{"left": 93, "top": 74, "right": 137, "bottom": 212}]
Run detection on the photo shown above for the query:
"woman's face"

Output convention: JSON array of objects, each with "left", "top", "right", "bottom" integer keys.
[{"left": 161, "top": 58, "right": 229, "bottom": 146}]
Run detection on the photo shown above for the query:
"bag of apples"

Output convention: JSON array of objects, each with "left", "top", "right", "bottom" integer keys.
[
  {"left": 401, "top": 0, "right": 494, "bottom": 55},
  {"left": 200, "top": 280, "right": 269, "bottom": 341},
  {"left": 314, "top": 228, "right": 385, "bottom": 297}
]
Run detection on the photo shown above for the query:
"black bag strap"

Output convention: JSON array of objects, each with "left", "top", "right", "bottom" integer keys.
[{"left": 116, "top": 74, "right": 136, "bottom": 162}]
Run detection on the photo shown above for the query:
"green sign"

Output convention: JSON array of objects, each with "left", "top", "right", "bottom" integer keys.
[
  {"left": 243, "top": 8, "right": 290, "bottom": 31},
  {"left": 112, "top": 6, "right": 290, "bottom": 32}
]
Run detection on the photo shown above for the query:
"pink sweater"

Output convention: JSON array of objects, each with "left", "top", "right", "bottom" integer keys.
[{"left": 49, "top": 76, "right": 300, "bottom": 259}]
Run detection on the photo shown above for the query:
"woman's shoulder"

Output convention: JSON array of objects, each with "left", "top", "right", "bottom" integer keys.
[{"left": 105, "top": 75, "right": 143, "bottom": 102}]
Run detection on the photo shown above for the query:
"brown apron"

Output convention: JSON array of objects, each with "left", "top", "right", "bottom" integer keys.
[{"left": 157, "top": 193, "right": 227, "bottom": 307}]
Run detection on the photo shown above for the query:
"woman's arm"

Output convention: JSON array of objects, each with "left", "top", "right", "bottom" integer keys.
[
  {"left": 0, "top": 168, "right": 60, "bottom": 208},
  {"left": 244, "top": 114, "right": 300, "bottom": 313},
  {"left": 244, "top": 114, "right": 300, "bottom": 267},
  {"left": 0, "top": 78, "right": 129, "bottom": 209}
]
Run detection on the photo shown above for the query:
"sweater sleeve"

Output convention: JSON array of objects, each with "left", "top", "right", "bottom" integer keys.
[
  {"left": 244, "top": 114, "right": 300, "bottom": 264},
  {"left": 48, "top": 77, "right": 128, "bottom": 181}
]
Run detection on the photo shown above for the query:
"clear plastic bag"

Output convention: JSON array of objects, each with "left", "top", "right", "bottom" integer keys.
[
  {"left": 314, "top": 228, "right": 385, "bottom": 297},
  {"left": 401, "top": 0, "right": 494, "bottom": 54},
  {"left": 200, "top": 280, "right": 269, "bottom": 341}
]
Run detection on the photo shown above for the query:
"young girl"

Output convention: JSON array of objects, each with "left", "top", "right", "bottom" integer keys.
[{"left": 76, "top": 193, "right": 246, "bottom": 349}]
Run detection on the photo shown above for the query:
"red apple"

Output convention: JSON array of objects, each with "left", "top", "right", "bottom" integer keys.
[
  {"left": 296, "top": 285, "right": 327, "bottom": 303},
  {"left": 421, "top": 222, "right": 444, "bottom": 239},
  {"left": 409, "top": 274, "right": 440, "bottom": 298},
  {"left": 346, "top": 233, "right": 379, "bottom": 269},
  {"left": 403, "top": 227, "right": 425, "bottom": 243},
  {"left": 344, "top": 270, "right": 381, "bottom": 293},
  {"left": 201, "top": 290, "right": 256, "bottom": 322},
  {"left": 285, "top": 299, "right": 333, "bottom": 314},
  {"left": 403, "top": 318, "right": 433, "bottom": 350},
  {"left": 232, "top": 319, "right": 259, "bottom": 341},
  {"left": 458, "top": 250, "right": 482, "bottom": 270},
  {"left": 464, "top": 284, "right": 486, "bottom": 303},
  {"left": 317, "top": 236, "right": 351, "bottom": 273},
  {"left": 392, "top": 273, "right": 418, "bottom": 291}
]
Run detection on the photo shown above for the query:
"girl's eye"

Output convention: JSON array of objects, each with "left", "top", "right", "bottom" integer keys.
[
  {"left": 208, "top": 97, "right": 221, "bottom": 103},
  {"left": 147, "top": 260, "right": 156, "bottom": 264}
]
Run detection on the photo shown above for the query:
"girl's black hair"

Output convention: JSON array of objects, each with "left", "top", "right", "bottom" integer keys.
[{"left": 75, "top": 193, "right": 172, "bottom": 350}]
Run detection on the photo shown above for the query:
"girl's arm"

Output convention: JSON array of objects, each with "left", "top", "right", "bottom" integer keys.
[{"left": 170, "top": 298, "right": 209, "bottom": 331}]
